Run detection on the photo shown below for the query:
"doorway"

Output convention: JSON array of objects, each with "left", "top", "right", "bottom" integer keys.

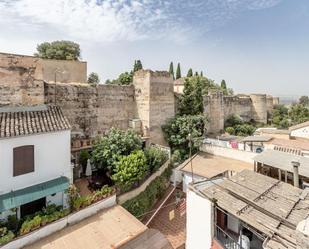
[{"left": 20, "top": 197, "right": 46, "bottom": 218}]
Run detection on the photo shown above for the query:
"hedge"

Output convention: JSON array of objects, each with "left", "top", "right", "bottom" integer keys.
[{"left": 122, "top": 165, "right": 172, "bottom": 218}]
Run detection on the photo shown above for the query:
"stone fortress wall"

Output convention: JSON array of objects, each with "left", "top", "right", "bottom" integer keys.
[{"left": 0, "top": 52, "right": 277, "bottom": 144}]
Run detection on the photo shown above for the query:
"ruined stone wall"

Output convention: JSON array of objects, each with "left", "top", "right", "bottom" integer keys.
[
  {"left": 42, "top": 59, "right": 87, "bottom": 83},
  {"left": 204, "top": 92, "right": 272, "bottom": 134},
  {"left": 0, "top": 53, "right": 44, "bottom": 107},
  {"left": 45, "top": 82, "right": 135, "bottom": 138}
]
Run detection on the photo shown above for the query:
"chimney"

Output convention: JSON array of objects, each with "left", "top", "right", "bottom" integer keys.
[{"left": 292, "top": 161, "right": 300, "bottom": 188}]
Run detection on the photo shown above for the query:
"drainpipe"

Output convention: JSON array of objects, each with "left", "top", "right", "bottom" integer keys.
[{"left": 292, "top": 161, "right": 300, "bottom": 188}]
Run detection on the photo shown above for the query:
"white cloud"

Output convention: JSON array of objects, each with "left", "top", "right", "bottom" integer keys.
[{"left": 0, "top": 0, "right": 282, "bottom": 43}]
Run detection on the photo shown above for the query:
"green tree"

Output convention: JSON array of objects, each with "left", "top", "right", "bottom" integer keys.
[
  {"left": 162, "top": 114, "right": 206, "bottom": 158},
  {"left": 111, "top": 150, "right": 147, "bottom": 190},
  {"left": 200, "top": 71, "right": 203, "bottom": 77},
  {"left": 118, "top": 72, "right": 133, "bottom": 85},
  {"left": 299, "top": 96, "right": 309, "bottom": 106},
  {"left": 221, "top": 80, "right": 227, "bottom": 90},
  {"left": 87, "top": 72, "right": 100, "bottom": 84},
  {"left": 187, "top": 68, "right": 193, "bottom": 77},
  {"left": 225, "top": 114, "right": 243, "bottom": 128},
  {"left": 178, "top": 76, "right": 216, "bottom": 115},
  {"left": 169, "top": 62, "right": 175, "bottom": 80},
  {"left": 91, "top": 128, "right": 142, "bottom": 172},
  {"left": 176, "top": 63, "right": 181, "bottom": 79},
  {"left": 194, "top": 71, "right": 199, "bottom": 76},
  {"left": 133, "top": 60, "right": 143, "bottom": 72},
  {"left": 289, "top": 104, "right": 309, "bottom": 125},
  {"left": 35, "top": 40, "right": 81, "bottom": 60},
  {"left": 144, "top": 147, "right": 168, "bottom": 173}
]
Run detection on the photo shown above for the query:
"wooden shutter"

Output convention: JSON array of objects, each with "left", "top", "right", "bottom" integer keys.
[{"left": 13, "top": 145, "right": 34, "bottom": 176}]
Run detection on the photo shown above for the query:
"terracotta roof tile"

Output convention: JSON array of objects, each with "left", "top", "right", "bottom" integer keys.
[{"left": 0, "top": 105, "right": 70, "bottom": 139}]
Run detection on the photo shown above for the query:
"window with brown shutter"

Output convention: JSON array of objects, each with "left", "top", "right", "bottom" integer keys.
[{"left": 13, "top": 145, "right": 34, "bottom": 176}]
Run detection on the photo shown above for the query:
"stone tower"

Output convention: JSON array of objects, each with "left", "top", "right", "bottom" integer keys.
[
  {"left": 203, "top": 91, "right": 225, "bottom": 134},
  {"left": 249, "top": 94, "right": 267, "bottom": 123},
  {"left": 133, "top": 70, "right": 175, "bottom": 145}
]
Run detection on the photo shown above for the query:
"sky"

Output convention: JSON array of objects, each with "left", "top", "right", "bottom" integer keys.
[{"left": 0, "top": 0, "right": 308, "bottom": 96}]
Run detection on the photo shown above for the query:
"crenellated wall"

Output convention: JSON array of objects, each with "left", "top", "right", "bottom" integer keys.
[{"left": 0, "top": 51, "right": 277, "bottom": 143}]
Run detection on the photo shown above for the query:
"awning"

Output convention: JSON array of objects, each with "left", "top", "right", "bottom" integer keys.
[{"left": 0, "top": 176, "right": 69, "bottom": 212}]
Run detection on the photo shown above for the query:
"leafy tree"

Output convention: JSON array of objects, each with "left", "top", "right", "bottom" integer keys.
[
  {"left": 299, "top": 96, "right": 309, "bottom": 106},
  {"left": 225, "top": 127, "right": 235, "bottom": 135},
  {"left": 118, "top": 72, "right": 133, "bottom": 85},
  {"left": 169, "top": 62, "right": 175, "bottom": 80},
  {"left": 144, "top": 147, "right": 168, "bottom": 173},
  {"left": 178, "top": 76, "right": 220, "bottom": 115},
  {"left": 272, "top": 104, "right": 289, "bottom": 127},
  {"left": 35, "top": 40, "right": 81, "bottom": 60},
  {"left": 162, "top": 114, "right": 206, "bottom": 158},
  {"left": 233, "top": 124, "right": 256, "bottom": 136},
  {"left": 133, "top": 60, "right": 143, "bottom": 72},
  {"left": 176, "top": 63, "right": 181, "bottom": 79},
  {"left": 289, "top": 104, "right": 309, "bottom": 125},
  {"left": 91, "top": 128, "right": 142, "bottom": 172},
  {"left": 87, "top": 72, "right": 100, "bottom": 84},
  {"left": 225, "top": 114, "right": 243, "bottom": 128},
  {"left": 187, "top": 68, "right": 193, "bottom": 77},
  {"left": 221, "top": 80, "right": 227, "bottom": 90},
  {"left": 111, "top": 150, "right": 147, "bottom": 190}
]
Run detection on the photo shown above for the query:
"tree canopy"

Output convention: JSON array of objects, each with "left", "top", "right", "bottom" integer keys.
[
  {"left": 169, "top": 62, "right": 175, "bottom": 80},
  {"left": 87, "top": 72, "right": 100, "bottom": 84},
  {"left": 187, "top": 68, "right": 193, "bottom": 77},
  {"left": 133, "top": 60, "right": 143, "bottom": 72},
  {"left": 299, "top": 96, "right": 309, "bottom": 106},
  {"left": 176, "top": 63, "right": 181, "bottom": 79},
  {"left": 35, "top": 41, "right": 81, "bottom": 60},
  {"left": 91, "top": 128, "right": 142, "bottom": 172}
]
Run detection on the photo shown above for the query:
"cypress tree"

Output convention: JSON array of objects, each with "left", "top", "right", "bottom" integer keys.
[
  {"left": 169, "top": 62, "right": 175, "bottom": 80},
  {"left": 187, "top": 68, "right": 193, "bottom": 77},
  {"left": 200, "top": 71, "right": 203, "bottom": 77},
  {"left": 221, "top": 79, "right": 227, "bottom": 90},
  {"left": 195, "top": 71, "right": 199, "bottom": 76},
  {"left": 176, "top": 63, "right": 181, "bottom": 79},
  {"left": 133, "top": 60, "right": 143, "bottom": 72}
]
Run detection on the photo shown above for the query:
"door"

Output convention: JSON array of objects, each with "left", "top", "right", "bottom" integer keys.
[{"left": 20, "top": 197, "right": 46, "bottom": 218}]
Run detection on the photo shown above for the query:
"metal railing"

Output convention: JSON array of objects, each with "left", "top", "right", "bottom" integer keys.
[{"left": 215, "top": 225, "right": 242, "bottom": 249}]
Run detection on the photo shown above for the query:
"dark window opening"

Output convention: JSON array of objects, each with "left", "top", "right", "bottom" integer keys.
[{"left": 13, "top": 145, "right": 34, "bottom": 177}]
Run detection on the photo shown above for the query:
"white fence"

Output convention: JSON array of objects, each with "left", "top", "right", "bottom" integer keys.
[
  {"left": 1, "top": 195, "right": 116, "bottom": 249},
  {"left": 117, "top": 160, "right": 170, "bottom": 204}
]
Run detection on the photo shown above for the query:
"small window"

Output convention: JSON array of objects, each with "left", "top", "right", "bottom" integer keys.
[{"left": 13, "top": 145, "right": 34, "bottom": 176}]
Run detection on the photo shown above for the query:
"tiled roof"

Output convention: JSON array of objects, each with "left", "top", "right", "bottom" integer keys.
[{"left": 0, "top": 105, "right": 70, "bottom": 139}]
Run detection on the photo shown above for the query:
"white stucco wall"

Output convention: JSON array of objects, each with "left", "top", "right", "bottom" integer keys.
[
  {"left": 0, "top": 130, "right": 71, "bottom": 195},
  {"left": 291, "top": 126, "right": 309, "bottom": 139},
  {"left": 183, "top": 173, "right": 206, "bottom": 193},
  {"left": 186, "top": 187, "right": 213, "bottom": 249}
]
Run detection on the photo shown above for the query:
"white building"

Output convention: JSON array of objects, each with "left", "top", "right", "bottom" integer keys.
[
  {"left": 186, "top": 170, "right": 309, "bottom": 249},
  {"left": 0, "top": 105, "right": 71, "bottom": 220},
  {"left": 174, "top": 152, "right": 253, "bottom": 192},
  {"left": 289, "top": 121, "right": 309, "bottom": 139}
]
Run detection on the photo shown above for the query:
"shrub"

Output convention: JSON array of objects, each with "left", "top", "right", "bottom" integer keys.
[
  {"left": 225, "top": 114, "right": 243, "bottom": 128},
  {"left": 225, "top": 127, "right": 235, "bottom": 135},
  {"left": 91, "top": 128, "right": 143, "bottom": 172},
  {"left": 234, "top": 124, "right": 256, "bottom": 136},
  {"left": 20, "top": 215, "right": 41, "bottom": 235},
  {"left": 144, "top": 147, "right": 168, "bottom": 172},
  {"left": 111, "top": 150, "right": 147, "bottom": 191},
  {"left": 0, "top": 227, "right": 15, "bottom": 245},
  {"left": 122, "top": 166, "right": 172, "bottom": 218}
]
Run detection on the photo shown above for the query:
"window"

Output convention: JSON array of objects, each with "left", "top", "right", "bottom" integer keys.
[{"left": 13, "top": 145, "right": 34, "bottom": 176}]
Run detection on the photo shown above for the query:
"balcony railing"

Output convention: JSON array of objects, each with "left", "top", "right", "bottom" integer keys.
[{"left": 215, "top": 225, "right": 242, "bottom": 249}]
